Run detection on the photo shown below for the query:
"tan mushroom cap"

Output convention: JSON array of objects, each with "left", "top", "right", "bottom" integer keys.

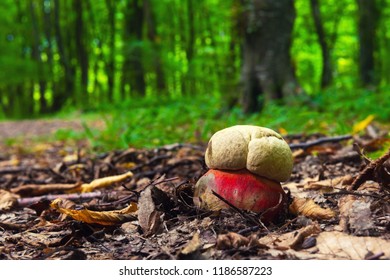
[{"left": 205, "top": 125, "right": 293, "bottom": 182}]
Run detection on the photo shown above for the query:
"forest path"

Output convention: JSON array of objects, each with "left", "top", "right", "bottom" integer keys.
[{"left": 0, "top": 118, "right": 103, "bottom": 141}]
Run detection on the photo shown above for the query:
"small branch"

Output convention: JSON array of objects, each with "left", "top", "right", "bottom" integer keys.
[
  {"left": 289, "top": 135, "right": 352, "bottom": 150},
  {"left": 350, "top": 148, "right": 390, "bottom": 190},
  {"left": 365, "top": 252, "right": 385, "bottom": 260},
  {"left": 17, "top": 191, "right": 105, "bottom": 208}
]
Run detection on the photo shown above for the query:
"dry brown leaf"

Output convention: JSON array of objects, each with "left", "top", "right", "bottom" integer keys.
[
  {"left": 259, "top": 224, "right": 320, "bottom": 251},
  {"left": 180, "top": 232, "right": 201, "bottom": 255},
  {"left": 337, "top": 195, "right": 374, "bottom": 234},
  {"left": 138, "top": 186, "right": 163, "bottom": 236},
  {"left": 216, "top": 232, "right": 250, "bottom": 250},
  {"left": 0, "top": 156, "right": 20, "bottom": 167},
  {"left": 72, "top": 171, "right": 134, "bottom": 193},
  {"left": 337, "top": 195, "right": 356, "bottom": 232},
  {"left": 289, "top": 197, "right": 336, "bottom": 220},
  {"left": 289, "top": 224, "right": 321, "bottom": 250},
  {"left": 0, "top": 190, "right": 20, "bottom": 211},
  {"left": 260, "top": 229, "right": 390, "bottom": 259},
  {"left": 50, "top": 198, "right": 137, "bottom": 226},
  {"left": 304, "top": 175, "right": 352, "bottom": 191},
  {"left": 316, "top": 231, "right": 390, "bottom": 259}
]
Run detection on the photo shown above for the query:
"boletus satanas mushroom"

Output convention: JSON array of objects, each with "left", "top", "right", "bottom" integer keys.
[{"left": 193, "top": 125, "right": 293, "bottom": 222}]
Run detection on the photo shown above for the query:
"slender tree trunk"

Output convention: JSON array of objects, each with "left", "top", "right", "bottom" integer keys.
[
  {"left": 42, "top": 0, "right": 54, "bottom": 113},
  {"left": 121, "top": 0, "right": 145, "bottom": 97},
  {"left": 105, "top": 0, "right": 116, "bottom": 101},
  {"left": 310, "top": 0, "right": 332, "bottom": 88},
  {"left": 74, "top": 0, "right": 89, "bottom": 105},
  {"left": 53, "top": 0, "right": 74, "bottom": 111},
  {"left": 184, "top": 0, "right": 195, "bottom": 95},
  {"left": 30, "top": 0, "right": 46, "bottom": 115},
  {"left": 240, "top": 0, "right": 300, "bottom": 113},
  {"left": 357, "top": 0, "right": 379, "bottom": 87},
  {"left": 144, "top": 0, "right": 166, "bottom": 92}
]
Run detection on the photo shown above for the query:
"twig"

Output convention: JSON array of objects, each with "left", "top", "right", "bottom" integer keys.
[
  {"left": 154, "top": 143, "right": 204, "bottom": 152},
  {"left": 289, "top": 135, "right": 352, "bottom": 150},
  {"left": 365, "top": 252, "right": 385, "bottom": 260},
  {"left": 17, "top": 191, "right": 105, "bottom": 208},
  {"left": 350, "top": 148, "right": 390, "bottom": 190},
  {"left": 211, "top": 190, "right": 269, "bottom": 232},
  {"left": 0, "top": 166, "right": 48, "bottom": 175}
]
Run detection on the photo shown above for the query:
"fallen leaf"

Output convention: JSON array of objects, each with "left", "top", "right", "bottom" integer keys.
[
  {"left": 138, "top": 186, "right": 163, "bottom": 236},
  {"left": 216, "top": 232, "right": 250, "bottom": 250},
  {"left": 289, "top": 224, "right": 321, "bottom": 250},
  {"left": 50, "top": 198, "right": 137, "bottom": 226},
  {"left": 337, "top": 195, "right": 374, "bottom": 235},
  {"left": 72, "top": 171, "right": 134, "bottom": 193},
  {"left": 260, "top": 230, "right": 390, "bottom": 259},
  {"left": 0, "top": 190, "right": 20, "bottom": 210},
  {"left": 304, "top": 175, "right": 352, "bottom": 191},
  {"left": 352, "top": 114, "right": 375, "bottom": 135},
  {"left": 289, "top": 197, "right": 336, "bottom": 220},
  {"left": 178, "top": 232, "right": 202, "bottom": 259},
  {"left": 0, "top": 156, "right": 20, "bottom": 167},
  {"left": 315, "top": 231, "right": 390, "bottom": 259},
  {"left": 259, "top": 224, "right": 321, "bottom": 251},
  {"left": 348, "top": 200, "right": 374, "bottom": 235},
  {"left": 337, "top": 195, "right": 356, "bottom": 232}
]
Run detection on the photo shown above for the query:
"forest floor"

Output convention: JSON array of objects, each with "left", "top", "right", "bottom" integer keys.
[
  {"left": 0, "top": 119, "right": 389, "bottom": 260},
  {"left": 0, "top": 119, "right": 85, "bottom": 140}
]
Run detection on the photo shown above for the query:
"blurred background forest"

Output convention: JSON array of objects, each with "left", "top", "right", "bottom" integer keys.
[{"left": 0, "top": 0, "right": 389, "bottom": 149}]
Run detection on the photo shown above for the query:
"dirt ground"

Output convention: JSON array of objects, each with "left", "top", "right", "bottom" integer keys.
[
  {"left": 0, "top": 121, "right": 389, "bottom": 260},
  {"left": 0, "top": 119, "right": 86, "bottom": 140}
]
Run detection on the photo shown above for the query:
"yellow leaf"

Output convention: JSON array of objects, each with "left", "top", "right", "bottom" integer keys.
[
  {"left": 352, "top": 114, "right": 375, "bottom": 135},
  {"left": 289, "top": 197, "right": 336, "bottom": 220},
  {"left": 50, "top": 198, "right": 137, "bottom": 226},
  {"left": 72, "top": 171, "right": 134, "bottom": 193},
  {"left": 278, "top": 127, "right": 288, "bottom": 135}
]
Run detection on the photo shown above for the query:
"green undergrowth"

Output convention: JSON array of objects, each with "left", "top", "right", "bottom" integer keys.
[
  {"left": 65, "top": 87, "right": 390, "bottom": 152},
  {"left": 4, "top": 87, "right": 388, "bottom": 153}
]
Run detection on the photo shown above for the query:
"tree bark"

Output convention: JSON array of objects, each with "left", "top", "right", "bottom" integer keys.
[
  {"left": 53, "top": 0, "right": 74, "bottom": 111},
  {"left": 144, "top": 0, "right": 166, "bottom": 92},
  {"left": 240, "top": 0, "right": 300, "bottom": 114},
  {"left": 121, "top": 0, "right": 146, "bottom": 97},
  {"left": 310, "top": 0, "right": 332, "bottom": 88},
  {"left": 30, "top": 0, "right": 47, "bottom": 114},
  {"left": 105, "top": 0, "right": 116, "bottom": 101},
  {"left": 74, "top": 0, "right": 89, "bottom": 104},
  {"left": 357, "top": 0, "right": 378, "bottom": 87}
]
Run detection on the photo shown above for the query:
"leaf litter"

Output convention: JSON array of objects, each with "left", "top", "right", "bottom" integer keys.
[{"left": 0, "top": 129, "right": 389, "bottom": 260}]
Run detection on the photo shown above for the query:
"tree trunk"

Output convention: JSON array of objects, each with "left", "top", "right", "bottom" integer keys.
[
  {"left": 121, "top": 0, "right": 145, "bottom": 97},
  {"left": 53, "top": 0, "right": 74, "bottom": 111},
  {"left": 240, "top": 0, "right": 300, "bottom": 114},
  {"left": 105, "top": 0, "right": 116, "bottom": 101},
  {"left": 144, "top": 0, "right": 166, "bottom": 92},
  {"left": 357, "top": 0, "right": 378, "bottom": 87},
  {"left": 74, "top": 0, "right": 89, "bottom": 105},
  {"left": 42, "top": 0, "right": 54, "bottom": 113},
  {"left": 310, "top": 0, "right": 332, "bottom": 89},
  {"left": 30, "top": 0, "right": 46, "bottom": 115}
]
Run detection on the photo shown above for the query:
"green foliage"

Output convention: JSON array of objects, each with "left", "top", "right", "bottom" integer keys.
[
  {"left": 0, "top": 0, "right": 390, "bottom": 152},
  {"left": 75, "top": 87, "right": 390, "bottom": 151}
]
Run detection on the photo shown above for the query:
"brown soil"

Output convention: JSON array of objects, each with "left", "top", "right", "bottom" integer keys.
[{"left": 0, "top": 119, "right": 86, "bottom": 140}]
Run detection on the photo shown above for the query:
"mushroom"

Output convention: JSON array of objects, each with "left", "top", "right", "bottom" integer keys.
[{"left": 193, "top": 125, "right": 293, "bottom": 222}]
